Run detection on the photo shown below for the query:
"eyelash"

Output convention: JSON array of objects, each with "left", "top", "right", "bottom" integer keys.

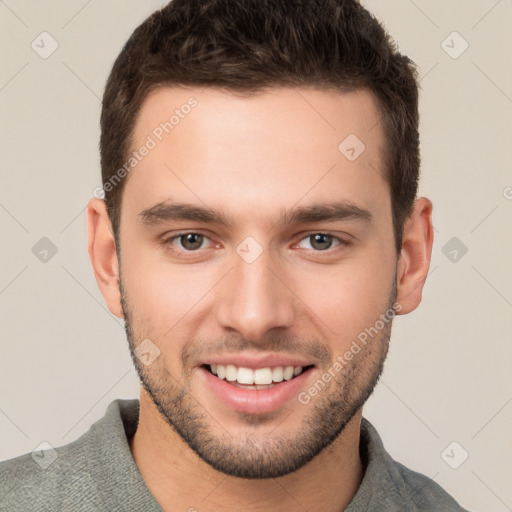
[{"left": 161, "top": 231, "right": 352, "bottom": 256}]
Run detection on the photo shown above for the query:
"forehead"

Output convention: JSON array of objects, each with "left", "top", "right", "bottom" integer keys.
[{"left": 123, "top": 86, "right": 388, "bottom": 228}]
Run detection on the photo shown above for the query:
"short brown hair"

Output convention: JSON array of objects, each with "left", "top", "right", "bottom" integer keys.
[{"left": 100, "top": 0, "right": 420, "bottom": 253}]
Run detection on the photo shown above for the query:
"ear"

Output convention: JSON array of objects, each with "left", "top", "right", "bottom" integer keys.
[
  {"left": 87, "top": 198, "right": 123, "bottom": 319},
  {"left": 395, "top": 197, "right": 434, "bottom": 315}
]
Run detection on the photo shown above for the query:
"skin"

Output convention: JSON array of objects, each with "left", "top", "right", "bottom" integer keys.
[{"left": 87, "top": 86, "right": 433, "bottom": 512}]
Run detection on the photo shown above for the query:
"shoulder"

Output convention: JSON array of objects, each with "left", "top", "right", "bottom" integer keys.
[
  {"left": 358, "top": 417, "right": 471, "bottom": 512},
  {"left": 1, "top": 451, "right": 41, "bottom": 510},
  {"left": 0, "top": 436, "right": 94, "bottom": 511},
  {"left": 394, "top": 460, "right": 470, "bottom": 511},
  {"left": 0, "top": 399, "right": 140, "bottom": 512}
]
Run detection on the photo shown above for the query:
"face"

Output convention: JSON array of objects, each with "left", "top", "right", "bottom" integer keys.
[{"left": 117, "top": 86, "right": 398, "bottom": 478}]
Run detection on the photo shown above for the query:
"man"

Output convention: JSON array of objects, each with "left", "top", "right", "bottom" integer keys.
[{"left": 1, "top": 0, "right": 469, "bottom": 510}]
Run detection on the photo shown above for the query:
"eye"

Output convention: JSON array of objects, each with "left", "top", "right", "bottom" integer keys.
[
  {"left": 164, "top": 232, "right": 211, "bottom": 251},
  {"left": 296, "top": 233, "right": 347, "bottom": 251}
]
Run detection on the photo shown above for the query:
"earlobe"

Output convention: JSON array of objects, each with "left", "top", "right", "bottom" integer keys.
[
  {"left": 395, "top": 197, "right": 434, "bottom": 315},
  {"left": 87, "top": 198, "right": 124, "bottom": 319}
]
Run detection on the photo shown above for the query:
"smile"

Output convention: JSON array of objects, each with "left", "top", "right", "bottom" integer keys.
[
  {"left": 206, "top": 364, "right": 311, "bottom": 388},
  {"left": 199, "top": 360, "right": 316, "bottom": 415}
]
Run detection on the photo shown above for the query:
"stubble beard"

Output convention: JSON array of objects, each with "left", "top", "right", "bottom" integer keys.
[{"left": 120, "top": 276, "right": 395, "bottom": 479}]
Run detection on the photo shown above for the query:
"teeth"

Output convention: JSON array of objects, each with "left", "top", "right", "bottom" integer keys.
[
  {"left": 272, "top": 366, "right": 284, "bottom": 382},
  {"left": 254, "top": 367, "right": 273, "bottom": 385},
  {"left": 283, "top": 366, "right": 294, "bottom": 381},
  {"left": 225, "top": 364, "right": 237, "bottom": 381},
  {"left": 237, "top": 367, "right": 254, "bottom": 384},
  {"left": 210, "top": 364, "right": 305, "bottom": 385}
]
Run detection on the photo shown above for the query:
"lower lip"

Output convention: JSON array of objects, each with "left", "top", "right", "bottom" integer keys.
[{"left": 198, "top": 366, "right": 315, "bottom": 415}]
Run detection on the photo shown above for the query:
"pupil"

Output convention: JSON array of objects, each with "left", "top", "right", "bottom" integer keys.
[
  {"left": 182, "top": 233, "right": 203, "bottom": 250},
  {"left": 311, "top": 234, "right": 332, "bottom": 250}
]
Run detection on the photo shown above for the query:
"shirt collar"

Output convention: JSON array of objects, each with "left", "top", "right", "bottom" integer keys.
[{"left": 89, "top": 399, "right": 415, "bottom": 511}]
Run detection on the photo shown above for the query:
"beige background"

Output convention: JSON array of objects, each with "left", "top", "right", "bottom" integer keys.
[{"left": 1, "top": 1, "right": 511, "bottom": 510}]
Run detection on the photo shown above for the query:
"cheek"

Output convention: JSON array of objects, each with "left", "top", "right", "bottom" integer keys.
[
  {"left": 291, "top": 255, "right": 394, "bottom": 343},
  {"left": 120, "top": 261, "right": 206, "bottom": 374},
  {"left": 121, "top": 246, "right": 219, "bottom": 334}
]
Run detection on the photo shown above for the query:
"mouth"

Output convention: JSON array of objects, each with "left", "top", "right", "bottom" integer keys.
[
  {"left": 202, "top": 363, "right": 315, "bottom": 390},
  {"left": 197, "top": 354, "right": 318, "bottom": 414}
]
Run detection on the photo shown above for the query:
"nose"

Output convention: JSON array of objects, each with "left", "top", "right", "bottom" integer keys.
[{"left": 214, "top": 248, "right": 296, "bottom": 342}]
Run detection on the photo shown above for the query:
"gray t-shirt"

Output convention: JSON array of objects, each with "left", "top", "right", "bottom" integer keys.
[{"left": 0, "top": 399, "right": 469, "bottom": 511}]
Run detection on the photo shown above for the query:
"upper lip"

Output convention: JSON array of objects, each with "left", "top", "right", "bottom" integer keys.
[{"left": 198, "top": 353, "right": 314, "bottom": 369}]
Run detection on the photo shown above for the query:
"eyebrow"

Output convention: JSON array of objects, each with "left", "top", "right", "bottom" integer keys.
[{"left": 138, "top": 200, "right": 372, "bottom": 227}]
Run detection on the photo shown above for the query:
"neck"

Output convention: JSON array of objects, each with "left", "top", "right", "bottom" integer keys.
[{"left": 130, "top": 389, "right": 364, "bottom": 512}]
